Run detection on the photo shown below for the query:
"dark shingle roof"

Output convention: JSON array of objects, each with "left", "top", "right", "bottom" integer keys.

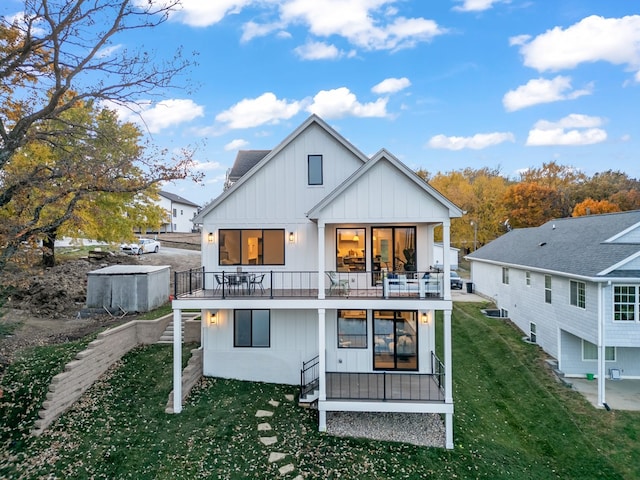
[
  {"left": 228, "top": 150, "right": 271, "bottom": 183},
  {"left": 159, "top": 191, "right": 200, "bottom": 208},
  {"left": 467, "top": 210, "right": 640, "bottom": 277}
]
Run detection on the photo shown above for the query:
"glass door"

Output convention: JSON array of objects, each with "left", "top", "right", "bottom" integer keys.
[{"left": 373, "top": 311, "right": 418, "bottom": 370}]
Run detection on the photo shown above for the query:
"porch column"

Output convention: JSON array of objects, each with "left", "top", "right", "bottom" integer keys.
[
  {"left": 444, "top": 309, "right": 454, "bottom": 449},
  {"left": 318, "top": 308, "right": 327, "bottom": 431},
  {"left": 442, "top": 221, "right": 451, "bottom": 300},
  {"left": 173, "top": 308, "right": 183, "bottom": 413},
  {"left": 318, "top": 222, "right": 326, "bottom": 300},
  {"left": 597, "top": 282, "right": 605, "bottom": 407}
]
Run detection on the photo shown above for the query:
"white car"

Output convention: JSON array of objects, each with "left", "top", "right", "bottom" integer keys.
[{"left": 120, "top": 238, "right": 160, "bottom": 255}]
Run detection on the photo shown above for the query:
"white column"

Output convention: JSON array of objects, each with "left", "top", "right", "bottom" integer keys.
[
  {"left": 444, "top": 309, "right": 454, "bottom": 448},
  {"left": 173, "top": 308, "right": 183, "bottom": 413},
  {"left": 442, "top": 221, "right": 451, "bottom": 300},
  {"left": 318, "top": 222, "right": 326, "bottom": 300},
  {"left": 318, "top": 308, "right": 327, "bottom": 431}
]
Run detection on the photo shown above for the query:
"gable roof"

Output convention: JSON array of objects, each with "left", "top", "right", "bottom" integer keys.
[
  {"left": 193, "top": 114, "right": 369, "bottom": 223},
  {"left": 159, "top": 190, "right": 200, "bottom": 208},
  {"left": 227, "top": 150, "right": 271, "bottom": 184},
  {"left": 467, "top": 210, "right": 640, "bottom": 278},
  {"left": 306, "top": 149, "right": 463, "bottom": 220}
]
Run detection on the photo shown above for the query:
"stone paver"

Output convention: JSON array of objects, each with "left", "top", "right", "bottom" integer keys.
[
  {"left": 256, "top": 409, "right": 274, "bottom": 417},
  {"left": 268, "top": 452, "right": 287, "bottom": 463},
  {"left": 258, "top": 422, "right": 272, "bottom": 431},
  {"left": 279, "top": 464, "right": 295, "bottom": 475},
  {"left": 268, "top": 399, "right": 280, "bottom": 408},
  {"left": 259, "top": 436, "right": 278, "bottom": 446},
  {"left": 284, "top": 394, "right": 294, "bottom": 402}
]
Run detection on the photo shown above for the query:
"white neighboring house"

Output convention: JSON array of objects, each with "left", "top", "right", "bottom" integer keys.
[
  {"left": 466, "top": 211, "right": 640, "bottom": 408},
  {"left": 171, "top": 115, "right": 463, "bottom": 448},
  {"left": 158, "top": 191, "right": 200, "bottom": 233}
]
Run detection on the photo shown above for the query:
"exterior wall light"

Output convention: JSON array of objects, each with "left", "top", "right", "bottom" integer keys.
[
  {"left": 289, "top": 231, "right": 295, "bottom": 243},
  {"left": 208, "top": 232, "right": 214, "bottom": 244},
  {"left": 210, "top": 311, "right": 217, "bottom": 325},
  {"left": 421, "top": 312, "right": 430, "bottom": 324}
]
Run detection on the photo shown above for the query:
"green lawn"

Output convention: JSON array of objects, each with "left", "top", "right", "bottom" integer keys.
[{"left": 1, "top": 302, "right": 638, "bottom": 479}]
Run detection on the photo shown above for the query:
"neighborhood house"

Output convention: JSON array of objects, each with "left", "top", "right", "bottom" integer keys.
[
  {"left": 467, "top": 211, "right": 640, "bottom": 408},
  {"left": 171, "top": 115, "right": 462, "bottom": 448}
]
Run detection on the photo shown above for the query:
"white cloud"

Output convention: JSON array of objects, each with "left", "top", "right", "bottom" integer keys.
[
  {"left": 224, "top": 139, "right": 249, "bottom": 151},
  {"left": 280, "top": 1, "right": 446, "bottom": 51},
  {"left": 526, "top": 114, "right": 607, "bottom": 146},
  {"left": 215, "top": 93, "right": 302, "bottom": 129},
  {"left": 102, "top": 99, "right": 204, "bottom": 133},
  {"left": 372, "top": 77, "right": 411, "bottom": 94},
  {"left": 191, "top": 160, "right": 224, "bottom": 172},
  {"left": 241, "top": 20, "right": 284, "bottom": 43},
  {"left": 96, "top": 44, "right": 123, "bottom": 59},
  {"left": 503, "top": 76, "right": 593, "bottom": 111},
  {"left": 294, "top": 41, "right": 342, "bottom": 60},
  {"left": 428, "top": 132, "right": 515, "bottom": 150},
  {"left": 515, "top": 15, "right": 640, "bottom": 73},
  {"left": 306, "top": 87, "right": 388, "bottom": 119},
  {"left": 453, "top": 0, "right": 507, "bottom": 13},
  {"left": 168, "top": 0, "right": 254, "bottom": 27}
]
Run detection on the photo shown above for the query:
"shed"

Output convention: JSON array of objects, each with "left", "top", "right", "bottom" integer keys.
[{"left": 86, "top": 265, "right": 171, "bottom": 313}]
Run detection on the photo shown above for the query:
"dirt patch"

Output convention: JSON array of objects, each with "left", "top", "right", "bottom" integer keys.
[{"left": 0, "top": 246, "right": 200, "bottom": 369}]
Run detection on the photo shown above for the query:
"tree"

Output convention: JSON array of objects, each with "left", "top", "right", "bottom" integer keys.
[
  {"left": 571, "top": 170, "right": 640, "bottom": 211},
  {"left": 0, "top": 1, "right": 198, "bottom": 269},
  {"left": 572, "top": 198, "right": 621, "bottom": 217},
  {"left": 519, "top": 161, "right": 586, "bottom": 217},
  {"left": 503, "top": 182, "right": 565, "bottom": 228}
]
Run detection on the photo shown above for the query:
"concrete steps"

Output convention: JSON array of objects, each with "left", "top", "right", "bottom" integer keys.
[{"left": 157, "top": 313, "right": 198, "bottom": 344}]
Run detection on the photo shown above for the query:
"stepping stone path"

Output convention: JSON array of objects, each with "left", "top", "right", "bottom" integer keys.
[{"left": 255, "top": 395, "right": 300, "bottom": 477}]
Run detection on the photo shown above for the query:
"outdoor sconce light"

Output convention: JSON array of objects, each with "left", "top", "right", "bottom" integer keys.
[
  {"left": 289, "top": 231, "right": 295, "bottom": 243},
  {"left": 210, "top": 311, "right": 217, "bottom": 325},
  {"left": 421, "top": 312, "right": 429, "bottom": 324},
  {"left": 208, "top": 232, "right": 214, "bottom": 244}
]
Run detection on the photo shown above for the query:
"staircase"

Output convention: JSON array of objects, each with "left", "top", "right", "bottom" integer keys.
[
  {"left": 157, "top": 313, "right": 199, "bottom": 344},
  {"left": 299, "top": 354, "right": 320, "bottom": 408}
]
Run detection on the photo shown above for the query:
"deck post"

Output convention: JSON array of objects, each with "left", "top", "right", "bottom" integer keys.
[
  {"left": 444, "top": 309, "right": 454, "bottom": 449},
  {"left": 173, "top": 308, "right": 183, "bottom": 413},
  {"left": 318, "top": 308, "right": 327, "bottom": 431}
]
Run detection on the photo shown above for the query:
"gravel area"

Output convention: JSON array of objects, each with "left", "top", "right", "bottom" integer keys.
[{"left": 326, "top": 411, "right": 445, "bottom": 447}]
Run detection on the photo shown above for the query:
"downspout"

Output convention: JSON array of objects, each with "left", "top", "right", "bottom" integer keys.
[{"left": 597, "top": 282, "right": 608, "bottom": 407}]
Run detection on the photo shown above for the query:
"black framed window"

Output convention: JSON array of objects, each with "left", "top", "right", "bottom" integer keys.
[
  {"left": 338, "top": 310, "right": 367, "bottom": 348},
  {"left": 336, "top": 228, "right": 365, "bottom": 272},
  {"left": 373, "top": 311, "right": 417, "bottom": 371},
  {"left": 234, "top": 310, "right": 270, "bottom": 347},
  {"left": 219, "top": 229, "right": 285, "bottom": 265},
  {"left": 372, "top": 227, "right": 416, "bottom": 276},
  {"left": 308, "top": 154, "right": 323, "bottom": 185}
]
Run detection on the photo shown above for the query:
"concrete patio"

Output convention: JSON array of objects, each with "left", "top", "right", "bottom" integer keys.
[{"left": 568, "top": 377, "right": 640, "bottom": 411}]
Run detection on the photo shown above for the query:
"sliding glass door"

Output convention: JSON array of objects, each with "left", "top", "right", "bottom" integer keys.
[{"left": 373, "top": 311, "right": 418, "bottom": 370}]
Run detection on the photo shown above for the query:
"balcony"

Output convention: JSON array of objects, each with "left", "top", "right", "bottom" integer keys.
[{"left": 174, "top": 268, "right": 445, "bottom": 301}]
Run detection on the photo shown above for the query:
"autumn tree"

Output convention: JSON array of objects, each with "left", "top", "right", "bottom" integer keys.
[
  {"left": 571, "top": 170, "right": 640, "bottom": 211},
  {"left": 503, "top": 182, "right": 565, "bottom": 228},
  {"left": 572, "top": 198, "right": 621, "bottom": 217},
  {"left": 0, "top": 0, "right": 198, "bottom": 269},
  {"left": 519, "top": 161, "right": 586, "bottom": 217}
]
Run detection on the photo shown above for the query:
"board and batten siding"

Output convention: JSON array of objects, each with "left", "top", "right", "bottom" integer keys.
[{"left": 202, "top": 309, "right": 318, "bottom": 385}]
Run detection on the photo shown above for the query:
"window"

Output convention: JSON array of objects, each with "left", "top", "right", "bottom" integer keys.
[
  {"left": 172, "top": 208, "right": 177, "bottom": 217},
  {"left": 308, "top": 154, "right": 323, "bottom": 185},
  {"left": 570, "top": 280, "right": 586, "bottom": 309},
  {"left": 502, "top": 267, "right": 509, "bottom": 285},
  {"left": 234, "top": 310, "right": 270, "bottom": 347},
  {"left": 372, "top": 227, "right": 416, "bottom": 273},
  {"left": 525, "top": 271, "right": 531, "bottom": 286},
  {"left": 219, "top": 229, "right": 285, "bottom": 266},
  {"left": 338, "top": 310, "right": 367, "bottom": 348},
  {"left": 614, "top": 285, "right": 637, "bottom": 321},
  {"left": 582, "top": 340, "right": 615, "bottom": 361},
  {"left": 529, "top": 322, "right": 537, "bottom": 343},
  {"left": 373, "top": 311, "right": 417, "bottom": 371},
  {"left": 180, "top": 209, "right": 184, "bottom": 216},
  {"left": 544, "top": 275, "right": 552, "bottom": 304},
  {"left": 336, "top": 228, "right": 365, "bottom": 272}
]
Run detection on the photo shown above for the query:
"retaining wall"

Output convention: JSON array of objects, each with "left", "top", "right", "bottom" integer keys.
[
  {"left": 32, "top": 314, "right": 174, "bottom": 436},
  {"left": 165, "top": 347, "right": 204, "bottom": 413}
]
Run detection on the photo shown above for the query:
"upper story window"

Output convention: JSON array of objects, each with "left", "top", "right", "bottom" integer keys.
[
  {"left": 337, "top": 228, "right": 365, "bottom": 272},
  {"left": 525, "top": 271, "right": 531, "bottom": 286},
  {"left": 172, "top": 208, "right": 177, "bottom": 217},
  {"left": 372, "top": 227, "right": 416, "bottom": 273},
  {"left": 570, "top": 280, "right": 586, "bottom": 309},
  {"left": 219, "top": 229, "right": 285, "bottom": 266},
  {"left": 544, "top": 275, "right": 552, "bottom": 304},
  {"left": 308, "top": 154, "right": 323, "bottom": 185},
  {"left": 614, "top": 285, "right": 637, "bottom": 321},
  {"left": 502, "top": 267, "right": 509, "bottom": 285}
]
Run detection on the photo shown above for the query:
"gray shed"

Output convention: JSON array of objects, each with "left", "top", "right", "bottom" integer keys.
[{"left": 86, "top": 265, "right": 171, "bottom": 313}]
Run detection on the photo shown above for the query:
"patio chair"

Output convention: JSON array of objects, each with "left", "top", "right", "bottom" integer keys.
[
  {"left": 326, "top": 271, "right": 349, "bottom": 295},
  {"left": 249, "top": 273, "right": 265, "bottom": 293},
  {"left": 213, "top": 274, "right": 230, "bottom": 294}
]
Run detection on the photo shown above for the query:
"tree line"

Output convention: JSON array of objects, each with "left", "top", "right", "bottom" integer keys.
[{"left": 418, "top": 163, "right": 640, "bottom": 252}]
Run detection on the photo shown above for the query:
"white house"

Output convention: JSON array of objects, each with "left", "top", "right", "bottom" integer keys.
[
  {"left": 466, "top": 211, "right": 640, "bottom": 408},
  {"left": 158, "top": 191, "right": 200, "bottom": 233},
  {"left": 171, "top": 115, "right": 462, "bottom": 448}
]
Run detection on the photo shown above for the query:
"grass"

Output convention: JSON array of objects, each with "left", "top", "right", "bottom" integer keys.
[{"left": 1, "top": 302, "right": 638, "bottom": 479}]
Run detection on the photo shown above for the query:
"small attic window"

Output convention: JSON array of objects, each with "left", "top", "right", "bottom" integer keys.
[{"left": 308, "top": 154, "right": 323, "bottom": 185}]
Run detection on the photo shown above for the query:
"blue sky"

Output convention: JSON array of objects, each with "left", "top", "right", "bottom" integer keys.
[{"left": 5, "top": 1, "right": 640, "bottom": 206}]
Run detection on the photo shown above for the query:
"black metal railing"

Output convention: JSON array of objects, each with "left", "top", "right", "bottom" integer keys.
[
  {"left": 173, "top": 269, "right": 445, "bottom": 300},
  {"left": 325, "top": 371, "right": 445, "bottom": 402},
  {"left": 300, "top": 354, "right": 320, "bottom": 399},
  {"left": 431, "top": 351, "right": 445, "bottom": 391}
]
